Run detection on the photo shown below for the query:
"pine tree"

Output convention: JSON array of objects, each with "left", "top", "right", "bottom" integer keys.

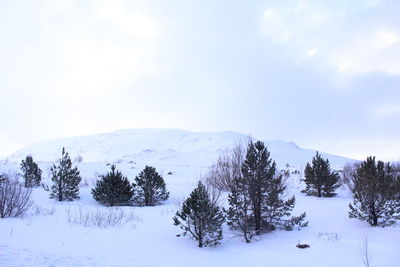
[
  {"left": 239, "top": 140, "right": 273, "bottom": 235},
  {"left": 227, "top": 140, "right": 307, "bottom": 242},
  {"left": 20, "top": 155, "right": 42, "bottom": 188},
  {"left": 173, "top": 181, "right": 225, "bottom": 247},
  {"left": 92, "top": 165, "right": 134, "bottom": 206},
  {"left": 349, "top": 156, "right": 400, "bottom": 226},
  {"left": 226, "top": 175, "right": 254, "bottom": 243},
  {"left": 303, "top": 152, "right": 340, "bottom": 197},
  {"left": 263, "top": 174, "right": 307, "bottom": 231},
  {"left": 133, "top": 166, "right": 169, "bottom": 206},
  {"left": 50, "top": 148, "right": 81, "bottom": 201}
]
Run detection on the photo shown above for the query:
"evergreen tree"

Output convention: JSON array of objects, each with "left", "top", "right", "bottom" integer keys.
[
  {"left": 20, "top": 155, "right": 42, "bottom": 188},
  {"left": 173, "top": 181, "right": 225, "bottom": 247},
  {"left": 303, "top": 152, "right": 340, "bottom": 197},
  {"left": 50, "top": 148, "right": 81, "bottom": 201},
  {"left": 227, "top": 140, "right": 307, "bottom": 242},
  {"left": 92, "top": 165, "right": 134, "bottom": 206},
  {"left": 0, "top": 174, "right": 5, "bottom": 187},
  {"left": 133, "top": 166, "right": 169, "bottom": 206},
  {"left": 349, "top": 156, "right": 400, "bottom": 226},
  {"left": 226, "top": 175, "right": 254, "bottom": 243},
  {"left": 240, "top": 140, "right": 272, "bottom": 234}
]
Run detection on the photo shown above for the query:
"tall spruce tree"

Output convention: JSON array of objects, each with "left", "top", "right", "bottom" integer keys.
[
  {"left": 20, "top": 155, "right": 42, "bottom": 188},
  {"left": 133, "top": 166, "right": 169, "bottom": 206},
  {"left": 50, "top": 148, "right": 81, "bottom": 201},
  {"left": 227, "top": 140, "right": 307, "bottom": 242},
  {"left": 92, "top": 165, "right": 134, "bottom": 206},
  {"left": 303, "top": 152, "right": 340, "bottom": 197},
  {"left": 173, "top": 181, "right": 225, "bottom": 247},
  {"left": 349, "top": 156, "right": 400, "bottom": 226}
]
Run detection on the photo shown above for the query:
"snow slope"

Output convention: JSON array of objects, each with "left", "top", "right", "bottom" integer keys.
[
  {"left": 4, "top": 128, "right": 355, "bottom": 169},
  {"left": 0, "top": 129, "right": 398, "bottom": 267}
]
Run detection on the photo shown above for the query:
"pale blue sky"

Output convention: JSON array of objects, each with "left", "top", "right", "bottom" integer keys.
[{"left": 0, "top": 0, "right": 399, "bottom": 160}]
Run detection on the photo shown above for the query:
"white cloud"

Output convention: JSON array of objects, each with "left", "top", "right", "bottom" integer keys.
[
  {"left": 90, "top": 0, "right": 159, "bottom": 40},
  {"left": 260, "top": 0, "right": 400, "bottom": 75},
  {"left": 307, "top": 48, "right": 318, "bottom": 56},
  {"left": 374, "top": 105, "right": 400, "bottom": 117},
  {"left": 0, "top": 0, "right": 162, "bottom": 149},
  {"left": 375, "top": 30, "right": 400, "bottom": 48}
]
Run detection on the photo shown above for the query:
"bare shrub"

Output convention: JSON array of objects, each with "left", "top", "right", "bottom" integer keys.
[
  {"left": 203, "top": 142, "right": 245, "bottom": 192},
  {"left": 201, "top": 176, "right": 222, "bottom": 205},
  {"left": 0, "top": 175, "right": 33, "bottom": 218},
  {"left": 74, "top": 155, "right": 83, "bottom": 163},
  {"left": 66, "top": 206, "right": 137, "bottom": 228},
  {"left": 317, "top": 231, "right": 341, "bottom": 242},
  {"left": 114, "top": 159, "right": 123, "bottom": 164},
  {"left": 31, "top": 205, "right": 55, "bottom": 216},
  {"left": 340, "top": 162, "right": 360, "bottom": 191}
]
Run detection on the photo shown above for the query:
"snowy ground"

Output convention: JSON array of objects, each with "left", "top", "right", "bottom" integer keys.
[{"left": 0, "top": 130, "right": 398, "bottom": 266}]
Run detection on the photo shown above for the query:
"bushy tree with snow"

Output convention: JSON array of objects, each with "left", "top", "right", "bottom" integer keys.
[
  {"left": 302, "top": 152, "right": 340, "bottom": 197},
  {"left": 133, "top": 166, "right": 169, "bottom": 206},
  {"left": 50, "top": 148, "right": 81, "bottom": 201},
  {"left": 20, "top": 155, "right": 42, "bottom": 188},
  {"left": 227, "top": 140, "right": 307, "bottom": 242},
  {"left": 349, "top": 156, "right": 400, "bottom": 226},
  {"left": 173, "top": 181, "right": 225, "bottom": 247},
  {"left": 92, "top": 165, "right": 134, "bottom": 206}
]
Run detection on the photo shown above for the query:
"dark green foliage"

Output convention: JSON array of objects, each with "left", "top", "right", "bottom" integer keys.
[
  {"left": 0, "top": 174, "right": 6, "bottom": 186},
  {"left": 303, "top": 152, "right": 340, "bottom": 197},
  {"left": 50, "top": 148, "right": 81, "bottom": 201},
  {"left": 263, "top": 175, "right": 308, "bottom": 231},
  {"left": 20, "top": 155, "right": 42, "bottom": 188},
  {"left": 227, "top": 141, "right": 307, "bottom": 242},
  {"left": 226, "top": 176, "right": 253, "bottom": 243},
  {"left": 173, "top": 181, "right": 225, "bottom": 247},
  {"left": 92, "top": 165, "right": 134, "bottom": 206},
  {"left": 133, "top": 166, "right": 169, "bottom": 206},
  {"left": 349, "top": 156, "right": 400, "bottom": 226}
]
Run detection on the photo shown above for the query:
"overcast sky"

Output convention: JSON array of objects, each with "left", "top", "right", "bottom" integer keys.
[{"left": 0, "top": 0, "right": 399, "bottom": 161}]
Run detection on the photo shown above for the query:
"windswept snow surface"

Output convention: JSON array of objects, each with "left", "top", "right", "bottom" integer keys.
[
  {"left": 0, "top": 129, "right": 398, "bottom": 267},
  {"left": 4, "top": 128, "right": 354, "bottom": 169}
]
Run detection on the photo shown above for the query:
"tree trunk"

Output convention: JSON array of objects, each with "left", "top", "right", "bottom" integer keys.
[
  {"left": 254, "top": 204, "right": 261, "bottom": 235},
  {"left": 372, "top": 216, "right": 378, "bottom": 226},
  {"left": 58, "top": 180, "right": 62, "bottom": 201}
]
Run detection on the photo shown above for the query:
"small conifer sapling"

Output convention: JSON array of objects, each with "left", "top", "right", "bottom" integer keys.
[
  {"left": 50, "top": 148, "right": 81, "bottom": 201},
  {"left": 173, "top": 181, "right": 225, "bottom": 247}
]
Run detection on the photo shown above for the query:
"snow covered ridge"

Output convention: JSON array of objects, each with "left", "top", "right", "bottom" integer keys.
[{"left": 4, "top": 129, "right": 356, "bottom": 169}]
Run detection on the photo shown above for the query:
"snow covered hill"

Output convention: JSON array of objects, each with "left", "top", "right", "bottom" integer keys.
[
  {"left": 4, "top": 128, "right": 355, "bottom": 169},
  {"left": 0, "top": 129, "right": 398, "bottom": 267}
]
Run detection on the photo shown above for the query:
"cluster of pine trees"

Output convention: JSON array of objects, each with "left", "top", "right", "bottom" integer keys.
[
  {"left": 174, "top": 142, "right": 400, "bottom": 247},
  {"left": 19, "top": 148, "right": 169, "bottom": 207},
  {"left": 92, "top": 165, "right": 169, "bottom": 207},
  {"left": 16, "top": 143, "right": 400, "bottom": 248},
  {"left": 301, "top": 152, "right": 400, "bottom": 227},
  {"left": 174, "top": 140, "right": 308, "bottom": 247}
]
